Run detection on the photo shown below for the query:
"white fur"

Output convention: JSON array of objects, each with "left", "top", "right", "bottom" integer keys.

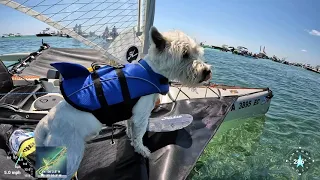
[
  {"left": 34, "top": 101, "right": 102, "bottom": 180},
  {"left": 34, "top": 26, "right": 212, "bottom": 180}
]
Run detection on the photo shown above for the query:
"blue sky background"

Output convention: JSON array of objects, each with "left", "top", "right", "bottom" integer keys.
[
  {"left": 0, "top": 0, "right": 319, "bottom": 65},
  {"left": 154, "top": 0, "right": 320, "bottom": 66}
]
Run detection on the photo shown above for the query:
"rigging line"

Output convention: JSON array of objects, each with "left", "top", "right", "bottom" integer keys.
[
  {"left": 56, "top": 0, "right": 104, "bottom": 28},
  {"left": 66, "top": 20, "right": 137, "bottom": 28},
  {"left": 81, "top": 0, "right": 134, "bottom": 33},
  {"left": 88, "top": 8, "right": 137, "bottom": 44},
  {"left": 43, "top": 6, "right": 137, "bottom": 16},
  {"left": 35, "top": 0, "right": 64, "bottom": 19},
  {"left": 53, "top": 14, "right": 136, "bottom": 22},
  {"left": 90, "top": 15, "right": 137, "bottom": 44},
  {"left": 63, "top": 0, "right": 119, "bottom": 30},
  {"left": 43, "top": 0, "right": 83, "bottom": 22}
]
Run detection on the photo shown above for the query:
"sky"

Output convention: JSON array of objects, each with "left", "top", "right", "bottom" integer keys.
[{"left": 0, "top": 0, "right": 319, "bottom": 65}]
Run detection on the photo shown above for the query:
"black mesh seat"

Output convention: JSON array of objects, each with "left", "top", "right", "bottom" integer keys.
[
  {"left": 0, "top": 60, "right": 44, "bottom": 110},
  {"left": 0, "top": 85, "right": 42, "bottom": 110}
]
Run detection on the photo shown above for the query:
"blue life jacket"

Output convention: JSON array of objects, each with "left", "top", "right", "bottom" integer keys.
[{"left": 51, "top": 59, "right": 169, "bottom": 125}]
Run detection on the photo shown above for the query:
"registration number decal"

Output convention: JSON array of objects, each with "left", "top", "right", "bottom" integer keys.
[
  {"left": 230, "top": 98, "right": 262, "bottom": 111},
  {"left": 239, "top": 101, "right": 251, "bottom": 109}
]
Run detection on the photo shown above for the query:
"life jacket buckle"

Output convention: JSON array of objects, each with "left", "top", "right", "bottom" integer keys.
[
  {"left": 93, "top": 65, "right": 101, "bottom": 71},
  {"left": 114, "top": 64, "right": 124, "bottom": 69}
]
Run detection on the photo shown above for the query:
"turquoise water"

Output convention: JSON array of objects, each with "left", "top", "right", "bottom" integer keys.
[
  {"left": 192, "top": 49, "right": 320, "bottom": 180},
  {"left": 1, "top": 36, "right": 320, "bottom": 179},
  {"left": 0, "top": 36, "right": 90, "bottom": 55}
]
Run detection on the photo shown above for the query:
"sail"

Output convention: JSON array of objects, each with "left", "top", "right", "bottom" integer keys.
[{"left": 0, "top": 0, "right": 153, "bottom": 65}]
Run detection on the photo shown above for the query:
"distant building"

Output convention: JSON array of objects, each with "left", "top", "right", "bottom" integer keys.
[
  {"left": 73, "top": 24, "right": 78, "bottom": 32},
  {"left": 111, "top": 26, "right": 119, "bottom": 39},
  {"left": 102, "top": 26, "right": 109, "bottom": 39}
]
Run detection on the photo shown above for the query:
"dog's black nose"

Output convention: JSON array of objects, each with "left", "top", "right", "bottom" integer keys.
[
  {"left": 202, "top": 69, "right": 211, "bottom": 77},
  {"left": 200, "top": 69, "right": 212, "bottom": 82}
]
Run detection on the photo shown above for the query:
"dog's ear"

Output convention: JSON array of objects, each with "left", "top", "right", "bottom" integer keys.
[{"left": 150, "top": 26, "right": 166, "bottom": 51}]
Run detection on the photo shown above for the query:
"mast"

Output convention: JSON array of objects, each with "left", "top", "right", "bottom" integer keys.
[
  {"left": 142, "top": 0, "right": 156, "bottom": 55},
  {"left": 260, "top": 46, "right": 261, "bottom": 53}
]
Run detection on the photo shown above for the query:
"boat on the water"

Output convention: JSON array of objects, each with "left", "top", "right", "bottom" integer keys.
[
  {"left": 304, "top": 64, "right": 320, "bottom": 74},
  {"left": 1, "top": 33, "right": 19, "bottom": 38},
  {"left": 36, "top": 33, "right": 52, "bottom": 37},
  {"left": 36, "top": 28, "right": 53, "bottom": 37}
]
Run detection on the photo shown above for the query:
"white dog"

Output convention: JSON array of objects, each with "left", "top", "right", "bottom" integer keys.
[{"left": 34, "top": 26, "right": 212, "bottom": 179}]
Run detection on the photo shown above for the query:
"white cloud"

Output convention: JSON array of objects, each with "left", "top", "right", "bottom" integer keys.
[
  {"left": 308, "top": 29, "right": 320, "bottom": 36},
  {"left": 301, "top": 49, "right": 307, "bottom": 52}
]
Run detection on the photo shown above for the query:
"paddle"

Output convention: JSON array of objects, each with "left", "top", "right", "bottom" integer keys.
[{"left": 148, "top": 114, "right": 193, "bottom": 132}]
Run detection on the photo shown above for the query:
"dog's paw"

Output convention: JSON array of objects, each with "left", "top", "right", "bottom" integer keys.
[
  {"left": 126, "top": 128, "right": 132, "bottom": 139},
  {"left": 131, "top": 142, "right": 151, "bottom": 158},
  {"left": 126, "top": 120, "right": 133, "bottom": 139},
  {"left": 137, "top": 145, "right": 151, "bottom": 158}
]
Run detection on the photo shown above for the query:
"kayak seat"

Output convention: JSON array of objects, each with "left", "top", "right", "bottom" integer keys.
[
  {"left": 0, "top": 84, "right": 42, "bottom": 110},
  {"left": 0, "top": 60, "right": 14, "bottom": 97}
]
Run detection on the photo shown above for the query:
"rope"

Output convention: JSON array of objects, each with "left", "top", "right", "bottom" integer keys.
[{"left": 0, "top": 0, "right": 147, "bottom": 65}]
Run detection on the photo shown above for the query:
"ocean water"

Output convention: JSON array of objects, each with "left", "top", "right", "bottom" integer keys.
[
  {"left": 1, "top": 36, "right": 320, "bottom": 179},
  {"left": 0, "top": 36, "right": 91, "bottom": 55},
  {"left": 192, "top": 50, "right": 320, "bottom": 180}
]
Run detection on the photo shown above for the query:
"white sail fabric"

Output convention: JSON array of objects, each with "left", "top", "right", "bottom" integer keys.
[{"left": 0, "top": 0, "right": 152, "bottom": 64}]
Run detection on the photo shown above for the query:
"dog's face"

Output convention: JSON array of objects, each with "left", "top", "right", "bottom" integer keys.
[{"left": 147, "top": 27, "right": 212, "bottom": 86}]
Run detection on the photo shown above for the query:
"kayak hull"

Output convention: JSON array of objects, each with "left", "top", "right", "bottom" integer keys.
[
  {"left": 159, "top": 84, "right": 272, "bottom": 122},
  {"left": 5, "top": 77, "right": 273, "bottom": 126}
]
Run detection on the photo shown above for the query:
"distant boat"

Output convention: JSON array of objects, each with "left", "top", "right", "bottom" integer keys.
[
  {"left": 2, "top": 33, "right": 21, "bottom": 38},
  {"left": 304, "top": 64, "right": 320, "bottom": 74},
  {"left": 81, "top": 32, "right": 89, "bottom": 38},
  {"left": 106, "top": 37, "right": 113, "bottom": 41},
  {"left": 36, "top": 33, "right": 52, "bottom": 37},
  {"left": 8, "top": 33, "right": 15, "bottom": 37},
  {"left": 50, "top": 31, "right": 58, "bottom": 36},
  {"left": 36, "top": 28, "right": 53, "bottom": 37},
  {"left": 60, "top": 34, "right": 70, "bottom": 38}
]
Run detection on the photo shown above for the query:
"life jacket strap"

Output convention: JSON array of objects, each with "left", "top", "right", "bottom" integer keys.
[
  {"left": 91, "top": 64, "right": 131, "bottom": 109},
  {"left": 115, "top": 68, "right": 131, "bottom": 103},
  {"left": 91, "top": 71, "right": 109, "bottom": 108}
]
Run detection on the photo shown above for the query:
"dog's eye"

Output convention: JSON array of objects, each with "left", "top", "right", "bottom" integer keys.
[{"left": 182, "top": 50, "right": 189, "bottom": 59}]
